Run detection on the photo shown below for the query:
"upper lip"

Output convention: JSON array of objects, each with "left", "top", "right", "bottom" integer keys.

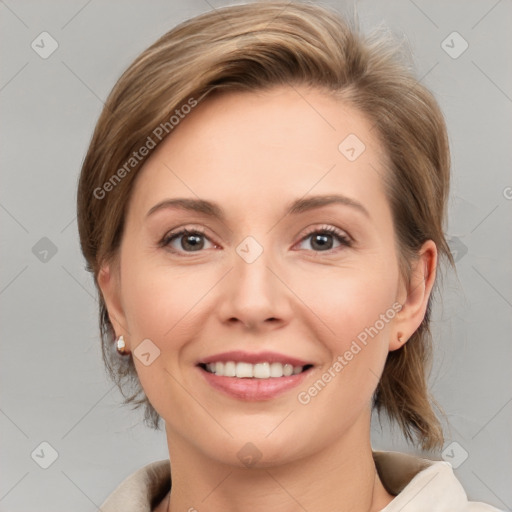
[{"left": 197, "top": 350, "right": 313, "bottom": 367}]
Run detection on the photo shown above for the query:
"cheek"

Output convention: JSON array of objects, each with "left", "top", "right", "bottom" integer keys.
[
  {"left": 292, "top": 260, "right": 398, "bottom": 341},
  {"left": 118, "top": 257, "right": 207, "bottom": 413},
  {"left": 120, "top": 255, "right": 209, "bottom": 341},
  {"left": 294, "top": 262, "right": 397, "bottom": 401},
  {"left": 296, "top": 271, "right": 397, "bottom": 406},
  {"left": 121, "top": 251, "right": 399, "bottom": 348}
]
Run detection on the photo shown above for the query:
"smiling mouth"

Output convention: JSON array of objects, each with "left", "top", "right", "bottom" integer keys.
[{"left": 198, "top": 361, "right": 314, "bottom": 379}]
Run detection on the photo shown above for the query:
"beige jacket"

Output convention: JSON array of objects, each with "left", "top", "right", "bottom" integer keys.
[{"left": 100, "top": 450, "right": 504, "bottom": 511}]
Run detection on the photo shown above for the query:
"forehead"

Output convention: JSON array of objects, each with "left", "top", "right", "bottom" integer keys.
[{"left": 127, "top": 85, "right": 389, "bottom": 221}]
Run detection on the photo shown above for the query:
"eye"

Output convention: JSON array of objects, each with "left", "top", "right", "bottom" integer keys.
[
  {"left": 160, "top": 225, "right": 352, "bottom": 256},
  {"left": 160, "top": 228, "right": 217, "bottom": 254},
  {"left": 296, "top": 225, "right": 352, "bottom": 253}
]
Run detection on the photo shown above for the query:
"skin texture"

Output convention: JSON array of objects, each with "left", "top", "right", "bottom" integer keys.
[{"left": 98, "top": 85, "right": 437, "bottom": 512}]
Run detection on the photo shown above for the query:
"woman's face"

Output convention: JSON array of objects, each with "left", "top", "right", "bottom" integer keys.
[{"left": 99, "top": 85, "right": 434, "bottom": 467}]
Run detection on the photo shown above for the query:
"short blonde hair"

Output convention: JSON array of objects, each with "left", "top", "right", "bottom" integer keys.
[{"left": 78, "top": 0, "right": 453, "bottom": 452}]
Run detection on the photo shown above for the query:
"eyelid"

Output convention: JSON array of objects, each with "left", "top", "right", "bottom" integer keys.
[
  {"left": 160, "top": 223, "right": 353, "bottom": 255},
  {"left": 159, "top": 225, "right": 214, "bottom": 248},
  {"left": 299, "top": 224, "right": 352, "bottom": 243},
  {"left": 294, "top": 224, "right": 353, "bottom": 253}
]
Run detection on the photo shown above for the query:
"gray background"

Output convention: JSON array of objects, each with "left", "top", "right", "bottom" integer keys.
[{"left": 1, "top": 0, "right": 511, "bottom": 510}]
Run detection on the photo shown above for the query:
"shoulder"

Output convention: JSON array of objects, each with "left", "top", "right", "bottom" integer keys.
[
  {"left": 373, "top": 450, "right": 504, "bottom": 512},
  {"left": 100, "top": 459, "right": 171, "bottom": 512}
]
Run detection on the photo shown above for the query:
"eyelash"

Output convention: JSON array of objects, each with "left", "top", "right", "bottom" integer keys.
[
  {"left": 300, "top": 225, "right": 352, "bottom": 252},
  {"left": 159, "top": 224, "right": 352, "bottom": 256}
]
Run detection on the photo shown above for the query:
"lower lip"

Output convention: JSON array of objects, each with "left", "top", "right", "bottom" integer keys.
[{"left": 197, "top": 366, "right": 312, "bottom": 401}]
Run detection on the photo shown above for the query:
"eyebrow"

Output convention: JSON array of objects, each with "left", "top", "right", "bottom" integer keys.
[{"left": 146, "top": 194, "right": 370, "bottom": 220}]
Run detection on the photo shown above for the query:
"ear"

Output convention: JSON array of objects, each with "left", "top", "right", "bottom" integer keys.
[
  {"left": 97, "top": 259, "right": 130, "bottom": 347},
  {"left": 389, "top": 239, "right": 437, "bottom": 351}
]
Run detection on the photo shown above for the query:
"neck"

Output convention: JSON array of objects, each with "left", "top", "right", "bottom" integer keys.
[{"left": 159, "top": 413, "right": 394, "bottom": 512}]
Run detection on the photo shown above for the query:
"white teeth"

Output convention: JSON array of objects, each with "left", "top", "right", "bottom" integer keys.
[
  {"left": 204, "top": 361, "right": 306, "bottom": 378},
  {"left": 253, "top": 362, "right": 270, "bottom": 379},
  {"left": 269, "top": 362, "right": 283, "bottom": 377},
  {"left": 236, "top": 362, "right": 253, "bottom": 378},
  {"left": 283, "top": 364, "right": 293, "bottom": 376},
  {"left": 224, "top": 361, "right": 236, "bottom": 377}
]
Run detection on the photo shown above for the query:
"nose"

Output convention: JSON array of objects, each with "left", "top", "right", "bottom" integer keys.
[{"left": 216, "top": 241, "right": 293, "bottom": 332}]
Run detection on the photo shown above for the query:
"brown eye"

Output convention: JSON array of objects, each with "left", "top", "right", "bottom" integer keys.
[{"left": 161, "top": 229, "right": 215, "bottom": 254}]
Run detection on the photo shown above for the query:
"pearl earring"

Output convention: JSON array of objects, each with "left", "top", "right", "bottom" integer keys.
[{"left": 116, "top": 335, "right": 128, "bottom": 355}]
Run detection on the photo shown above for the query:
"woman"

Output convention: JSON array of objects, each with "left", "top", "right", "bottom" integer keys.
[{"left": 77, "top": 2, "right": 502, "bottom": 511}]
